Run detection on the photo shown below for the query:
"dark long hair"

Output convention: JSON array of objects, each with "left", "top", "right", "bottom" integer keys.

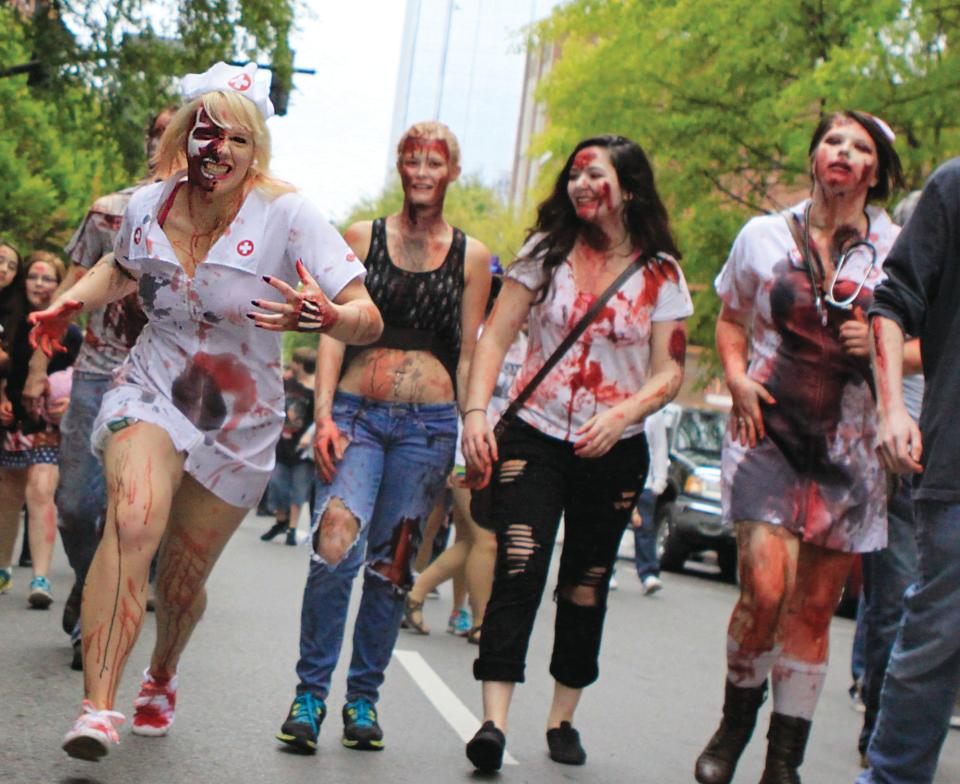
[
  {"left": 0, "top": 239, "right": 27, "bottom": 353},
  {"left": 522, "top": 135, "right": 680, "bottom": 299},
  {"left": 808, "top": 111, "right": 904, "bottom": 203}
]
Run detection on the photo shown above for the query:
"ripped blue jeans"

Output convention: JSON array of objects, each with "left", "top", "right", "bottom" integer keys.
[{"left": 295, "top": 391, "right": 456, "bottom": 703}]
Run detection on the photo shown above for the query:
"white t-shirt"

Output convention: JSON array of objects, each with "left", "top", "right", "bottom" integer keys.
[
  {"left": 506, "top": 240, "right": 693, "bottom": 442},
  {"left": 92, "top": 175, "right": 363, "bottom": 508}
]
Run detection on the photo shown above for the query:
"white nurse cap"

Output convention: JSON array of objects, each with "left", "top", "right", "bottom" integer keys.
[{"left": 180, "top": 62, "right": 275, "bottom": 120}]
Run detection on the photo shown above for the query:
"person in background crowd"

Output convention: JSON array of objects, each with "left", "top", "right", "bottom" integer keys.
[
  {"left": 261, "top": 346, "right": 318, "bottom": 546},
  {"left": 0, "top": 251, "right": 80, "bottom": 607},
  {"left": 696, "top": 110, "right": 903, "bottom": 784},
  {"left": 30, "top": 61, "right": 381, "bottom": 762},
  {"left": 859, "top": 157, "right": 960, "bottom": 784},
  {"left": 632, "top": 407, "right": 669, "bottom": 595},
  {"left": 462, "top": 134, "right": 692, "bottom": 772},
  {"left": 274, "top": 121, "right": 490, "bottom": 755}
]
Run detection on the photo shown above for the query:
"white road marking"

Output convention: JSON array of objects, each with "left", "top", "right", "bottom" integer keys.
[{"left": 394, "top": 649, "right": 518, "bottom": 765}]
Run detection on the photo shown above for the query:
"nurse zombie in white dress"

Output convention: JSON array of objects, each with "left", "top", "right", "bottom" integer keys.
[{"left": 29, "top": 63, "right": 383, "bottom": 762}]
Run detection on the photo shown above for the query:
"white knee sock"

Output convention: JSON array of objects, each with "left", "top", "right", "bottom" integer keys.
[
  {"left": 727, "top": 636, "right": 782, "bottom": 689},
  {"left": 771, "top": 656, "right": 828, "bottom": 719}
]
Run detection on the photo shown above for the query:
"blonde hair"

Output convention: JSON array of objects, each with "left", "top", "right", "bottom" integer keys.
[
  {"left": 396, "top": 121, "right": 461, "bottom": 169},
  {"left": 26, "top": 250, "right": 66, "bottom": 283},
  {"left": 154, "top": 91, "right": 295, "bottom": 200}
]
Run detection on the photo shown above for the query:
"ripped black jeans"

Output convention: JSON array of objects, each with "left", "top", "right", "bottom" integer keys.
[{"left": 474, "top": 418, "right": 649, "bottom": 688}]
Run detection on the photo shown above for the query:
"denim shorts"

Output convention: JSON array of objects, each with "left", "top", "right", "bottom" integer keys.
[{"left": 269, "top": 459, "right": 314, "bottom": 509}]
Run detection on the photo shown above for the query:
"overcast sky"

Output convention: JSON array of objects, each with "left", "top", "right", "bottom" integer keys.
[{"left": 268, "top": 2, "right": 406, "bottom": 223}]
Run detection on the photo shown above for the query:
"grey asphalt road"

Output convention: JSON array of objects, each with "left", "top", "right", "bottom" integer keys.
[{"left": 3, "top": 513, "right": 958, "bottom": 784}]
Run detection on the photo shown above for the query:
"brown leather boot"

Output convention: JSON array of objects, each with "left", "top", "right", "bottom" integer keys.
[
  {"left": 695, "top": 680, "right": 768, "bottom": 784},
  {"left": 757, "top": 712, "right": 812, "bottom": 784}
]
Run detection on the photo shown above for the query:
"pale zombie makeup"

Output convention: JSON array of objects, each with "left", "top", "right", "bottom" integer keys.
[
  {"left": 398, "top": 138, "right": 454, "bottom": 205},
  {"left": 186, "top": 107, "right": 254, "bottom": 193},
  {"left": 567, "top": 146, "right": 625, "bottom": 223},
  {"left": 25, "top": 261, "right": 58, "bottom": 309},
  {"left": 812, "top": 119, "right": 878, "bottom": 195},
  {"left": 0, "top": 246, "right": 18, "bottom": 290}
]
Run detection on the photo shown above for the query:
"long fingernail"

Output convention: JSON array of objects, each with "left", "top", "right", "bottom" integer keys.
[
  {"left": 262, "top": 276, "right": 271, "bottom": 283},
  {"left": 246, "top": 313, "right": 255, "bottom": 319},
  {"left": 250, "top": 300, "right": 259, "bottom": 306}
]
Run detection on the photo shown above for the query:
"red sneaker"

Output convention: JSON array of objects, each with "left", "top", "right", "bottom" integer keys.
[{"left": 131, "top": 668, "right": 178, "bottom": 736}]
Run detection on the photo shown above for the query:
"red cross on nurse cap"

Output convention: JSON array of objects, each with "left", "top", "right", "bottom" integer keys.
[{"left": 180, "top": 62, "right": 275, "bottom": 120}]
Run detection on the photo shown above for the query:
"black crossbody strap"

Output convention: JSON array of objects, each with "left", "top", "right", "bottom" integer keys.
[{"left": 499, "top": 255, "right": 646, "bottom": 426}]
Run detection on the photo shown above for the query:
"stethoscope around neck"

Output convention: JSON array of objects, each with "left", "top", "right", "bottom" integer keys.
[{"left": 800, "top": 202, "right": 877, "bottom": 324}]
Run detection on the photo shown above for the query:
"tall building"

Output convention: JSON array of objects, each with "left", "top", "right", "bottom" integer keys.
[{"left": 388, "top": 0, "right": 561, "bottom": 192}]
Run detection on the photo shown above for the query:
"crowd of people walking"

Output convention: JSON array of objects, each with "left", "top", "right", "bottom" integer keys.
[{"left": 3, "top": 59, "right": 958, "bottom": 784}]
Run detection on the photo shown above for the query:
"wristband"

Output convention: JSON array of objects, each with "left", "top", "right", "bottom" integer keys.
[{"left": 462, "top": 408, "right": 486, "bottom": 418}]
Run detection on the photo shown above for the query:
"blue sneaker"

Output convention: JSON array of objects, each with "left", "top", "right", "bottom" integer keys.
[
  {"left": 276, "top": 692, "right": 326, "bottom": 753},
  {"left": 0, "top": 568, "right": 11, "bottom": 594},
  {"left": 447, "top": 608, "right": 472, "bottom": 637},
  {"left": 28, "top": 576, "right": 53, "bottom": 609},
  {"left": 342, "top": 697, "right": 384, "bottom": 751}
]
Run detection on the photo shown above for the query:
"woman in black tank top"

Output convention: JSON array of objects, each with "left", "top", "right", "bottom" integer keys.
[{"left": 275, "top": 121, "right": 492, "bottom": 753}]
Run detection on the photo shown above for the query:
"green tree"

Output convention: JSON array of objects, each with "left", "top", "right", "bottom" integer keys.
[
  {"left": 1, "top": 0, "right": 296, "bottom": 253},
  {"left": 530, "top": 0, "right": 960, "bottom": 347}
]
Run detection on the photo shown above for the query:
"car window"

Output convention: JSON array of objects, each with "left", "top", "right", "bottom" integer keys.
[{"left": 674, "top": 410, "right": 727, "bottom": 456}]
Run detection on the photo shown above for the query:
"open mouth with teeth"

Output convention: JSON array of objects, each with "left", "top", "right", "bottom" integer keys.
[{"left": 200, "top": 159, "right": 232, "bottom": 179}]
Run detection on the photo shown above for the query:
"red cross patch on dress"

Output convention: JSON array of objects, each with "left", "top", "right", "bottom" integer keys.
[
  {"left": 237, "top": 240, "right": 255, "bottom": 257},
  {"left": 228, "top": 73, "right": 252, "bottom": 91}
]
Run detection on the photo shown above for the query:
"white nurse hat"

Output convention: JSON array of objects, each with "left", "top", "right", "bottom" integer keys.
[{"left": 180, "top": 62, "right": 275, "bottom": 120}]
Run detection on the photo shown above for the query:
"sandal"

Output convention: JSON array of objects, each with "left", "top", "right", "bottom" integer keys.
[
  {"left": 403, "top": 595, "right": 430, "bottom": 635},
  {"left": 466, "top": 626, "right": 481, "bottom": 646}
]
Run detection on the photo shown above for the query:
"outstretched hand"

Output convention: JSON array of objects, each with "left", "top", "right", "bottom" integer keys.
[
  {"left": 28, "top": 300, "right": 83, "bottom": 358},
  {"left": 249, "top": 260, "right": 340, "bottom": 333}
]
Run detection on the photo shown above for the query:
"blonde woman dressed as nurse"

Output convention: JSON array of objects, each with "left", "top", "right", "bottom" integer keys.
[{"left": 30, "top": 62, "right": 383, "bottom": 762}]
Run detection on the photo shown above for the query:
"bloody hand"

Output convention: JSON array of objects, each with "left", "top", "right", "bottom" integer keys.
[
  {"left": 28, "top": 300, "right": 84, "bottom": 357},
  {"left": 250, "top": 260, "right": 340, "bottom": 333}
]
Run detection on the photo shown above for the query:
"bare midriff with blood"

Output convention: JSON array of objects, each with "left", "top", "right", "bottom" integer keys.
[{"left": 338, "top": 348, "right": 454, "bottom": 404}]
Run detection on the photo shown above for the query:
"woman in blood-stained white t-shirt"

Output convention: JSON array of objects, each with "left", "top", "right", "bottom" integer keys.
[
  {"left": 29, "top": 63, "right": 383, "bottom": 762},
  {"left": 459, "top": 135, "right": 692, "bottom": 772}
]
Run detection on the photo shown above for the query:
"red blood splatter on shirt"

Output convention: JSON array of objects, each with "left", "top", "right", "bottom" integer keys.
[
  {"left": 171, "top": 352, "right": 257, "bottom": 435},
  {"left": 759, "top": 259, "right": 873, "bottom": 474}
]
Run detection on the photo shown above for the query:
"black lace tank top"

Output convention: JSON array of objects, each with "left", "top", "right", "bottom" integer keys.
[{"left": 342, "top": 217, "right": 466, "bottom": 388}]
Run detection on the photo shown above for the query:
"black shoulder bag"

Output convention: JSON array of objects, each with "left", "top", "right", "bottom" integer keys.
[{"left": 470, "top": 256, "right": 646, "bottom": 526}]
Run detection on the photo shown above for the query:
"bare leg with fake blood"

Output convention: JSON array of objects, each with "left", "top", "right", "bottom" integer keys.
[{"left": 133, "top": 473, "right": 246, "bottom": 736}]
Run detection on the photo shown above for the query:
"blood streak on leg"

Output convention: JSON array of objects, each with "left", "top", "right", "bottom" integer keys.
[
  {"left": 154, "top": 527, "right": 212, "bottom": 673},
  {"left": 105, "top": 576, "right": 146, "bottom": 707}
]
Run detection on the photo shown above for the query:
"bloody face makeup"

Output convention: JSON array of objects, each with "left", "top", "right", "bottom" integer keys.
[
  {"left": 186, "top": 107, "right": 254, "bottom": 193},
  {"left": 812, "top": 118, "right": 878, "bottom": 196},
  {"left": 0, "top": 246, "right": 18, "bottom": 290},
  {"left": 567, "top": 146, "right": 624, "bottom": 223},
  {"left": 397, "top": 137, "right": 455, "bottom": 206},
  {"left": 25, "top": 261, "right": 58, "bottom": 309}
]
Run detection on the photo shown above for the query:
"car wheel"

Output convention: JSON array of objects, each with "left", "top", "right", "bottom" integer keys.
[
  {"left": 717, "top": 545, "right": 738, "bottom": 584},
  {"left": 655, "top": 503, "right": 688, "bottom": 573}
]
